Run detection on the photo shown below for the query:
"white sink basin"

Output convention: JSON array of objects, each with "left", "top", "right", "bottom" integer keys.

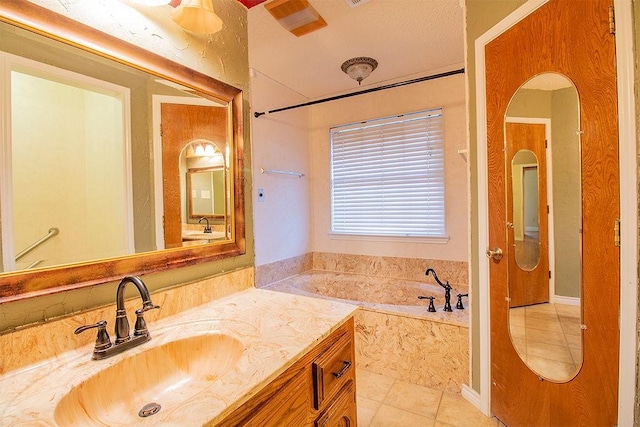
[{"left": 53, "top": 333, "right": 243, "bottom": 426}]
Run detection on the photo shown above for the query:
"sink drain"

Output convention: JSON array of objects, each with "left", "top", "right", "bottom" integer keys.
[{"left": 138, "top": 402, "right": 161, "bottom": 418}]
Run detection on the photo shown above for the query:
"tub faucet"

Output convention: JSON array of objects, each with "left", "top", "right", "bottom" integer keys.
[
  {"left": 199, "top": 217, "right": 212, "bottom": 233},
  {"left": 425, "top": 268, "right": 453, "bottom": 312},
  {"left": 75, "top": 275, "right": 160, "bottom": 360}
]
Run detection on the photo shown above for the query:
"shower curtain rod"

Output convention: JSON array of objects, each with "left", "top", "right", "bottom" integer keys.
[{"left": 253, "top": 68, "right": 465, "bottom": 118}]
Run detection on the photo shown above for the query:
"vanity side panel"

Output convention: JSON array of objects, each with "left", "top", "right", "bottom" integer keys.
[{"left": 215, "top": 317, "right": 355, "bottom": 427}]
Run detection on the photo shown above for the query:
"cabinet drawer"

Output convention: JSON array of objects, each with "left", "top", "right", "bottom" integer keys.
[
  {"left": 312, "top": 331, "right": 354, "bottom": 410},
  {"left": 314, "top": 380, "right": 356, "bottom": 427}
]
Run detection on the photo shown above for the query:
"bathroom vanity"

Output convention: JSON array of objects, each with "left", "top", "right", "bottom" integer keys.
[
  {"left": 218, "top": 318, "right": 356, "bottom": 426},
  {"left": 0, "top": 286, "right": 358, "bottom": 426}
]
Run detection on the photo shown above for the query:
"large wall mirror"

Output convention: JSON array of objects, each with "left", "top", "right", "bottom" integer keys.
[
  {"left": 0, "top": 2, "right": 245, "bottom": 300},
  {"left": 505, "top": 73, "right": 582, "bottom": 382}
]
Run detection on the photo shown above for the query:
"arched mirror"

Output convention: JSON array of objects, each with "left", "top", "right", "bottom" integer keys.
[{"left": 505, "top": 73, "right": 582, "bottom": 382}]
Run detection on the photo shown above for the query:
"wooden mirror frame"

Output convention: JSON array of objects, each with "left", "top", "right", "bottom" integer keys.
[{"left": 0, "top": 1, "right": 246, "bottom": 301}]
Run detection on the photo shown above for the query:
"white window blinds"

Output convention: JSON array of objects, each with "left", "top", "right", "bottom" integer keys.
[{"left": 330, "top": 108, "right": 445, "bottom": 237}]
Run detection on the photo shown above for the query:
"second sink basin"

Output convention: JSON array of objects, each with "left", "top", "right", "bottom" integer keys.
[
  {"left": 181, "top": 230, "right": 225, "bottom": 241},
  {"left": 54, "top": 333, "right": 243, "bottom": 426}
]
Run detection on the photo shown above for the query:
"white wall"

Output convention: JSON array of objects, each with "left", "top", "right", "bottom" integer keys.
[
  {"left": 250, "top": 70, "right": 312, "bottom": 266},
  {"left": 11, "top": 73, "right": 128, "bottom": 268},
  {"left": 28, "top": 0, "right": 249, "bottom": 93},
  {"left": 310, "top": 74, "right": 467, "bottom": 261}
]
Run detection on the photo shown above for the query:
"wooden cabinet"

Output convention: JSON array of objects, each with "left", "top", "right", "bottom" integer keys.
[
  {"left": 314, "top": 380, "right": 356, "bottom": 427},
  {"left": 217, "top": 317, "right": 356, "bottom": 427}
]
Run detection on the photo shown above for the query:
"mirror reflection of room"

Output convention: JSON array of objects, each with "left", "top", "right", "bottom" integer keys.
[
  {"left": 1, "top": 52, "right": 132, "bottom": 272},
  {"left": 0, "top": 20, "right": 234, "bottom": 273},
  {"left": 505, "top": 73, "right": 582, "bottom": 382},
  {"left": 511, "top": 150, "right": 540, "bottom": 271},
  {"left": 158, "top": 102, "right": 231, "bottom": 249},
  {"left": 181, "top": 141, "right": 228, "bottom": 245}
]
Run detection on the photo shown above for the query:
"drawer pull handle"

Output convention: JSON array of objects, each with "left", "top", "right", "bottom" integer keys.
[{"left": 332, "top": 360, "right": 352, "bottom": 378}]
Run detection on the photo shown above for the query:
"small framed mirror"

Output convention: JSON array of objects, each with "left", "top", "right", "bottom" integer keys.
[{"left": 188, "top": 167, "right": 226, "bottom": 219}]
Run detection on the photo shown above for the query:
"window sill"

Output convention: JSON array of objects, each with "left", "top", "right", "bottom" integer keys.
[{"left": 328, "top": 233, "right": 450, "bottom": 244}]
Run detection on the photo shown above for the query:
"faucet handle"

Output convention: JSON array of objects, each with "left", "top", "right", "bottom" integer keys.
[
  {"left": 456, "top": 293, "right": 469, "bottom": 310},
  {"left": 418, "top": 295, "right": 437, "bottom": 312},
  {"left": 140, "top": 302, "right": 161, "bottom": 312},
  {"left": 74, "top": 320, "right": 112, "bottom": 351},
  {"left": 133, "top": 304, "right": 160, "bottom": 337}
]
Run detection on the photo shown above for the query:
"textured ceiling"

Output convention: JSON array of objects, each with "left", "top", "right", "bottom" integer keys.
[{"left": 248, "top": 0, "right": 464, "bottom": 100}]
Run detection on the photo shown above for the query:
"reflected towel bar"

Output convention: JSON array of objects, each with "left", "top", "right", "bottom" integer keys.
[
  {"left": 260, "top": 168, "right": 305, "bottom": 178},
  {"left": 25, "top": 259, "right": 44, "bottom": 270},
  {"left": 15, "top": 227, "right": 60, "bottom": 262}
]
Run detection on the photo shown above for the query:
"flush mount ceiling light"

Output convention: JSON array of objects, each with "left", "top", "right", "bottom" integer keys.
[
  {"left": 171, "top": 0, "right": 223, "bottom": 34},
  {"left": 341, "top": 57, "right": 378, "bottom": 85},
  {"left": 264, "top": 0, "right": 327, "bottom": 37}
]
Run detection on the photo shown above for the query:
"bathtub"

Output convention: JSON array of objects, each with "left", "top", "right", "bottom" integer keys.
[{"left": 263, "top": 270, "right": 469, "bottom": 393}]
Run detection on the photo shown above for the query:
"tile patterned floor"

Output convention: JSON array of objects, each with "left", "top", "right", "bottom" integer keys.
[
  {"left": 509, "top": 302, "right": 581, "bottom": 381},
  {"left": 356, "top": 368, "right": 498, "bottom": 427}
]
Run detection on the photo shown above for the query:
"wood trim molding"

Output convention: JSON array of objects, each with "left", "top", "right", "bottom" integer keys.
[{"left": 612, "top": 1, "right": 639, "bottom": 425}]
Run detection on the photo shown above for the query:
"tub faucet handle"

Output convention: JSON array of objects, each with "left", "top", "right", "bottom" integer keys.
[
  {"left": 456, "top": 293, "right": 469, "bottom": 310},
  {"left": 418, "top": 295, "right": 437, "bottom": 312}
]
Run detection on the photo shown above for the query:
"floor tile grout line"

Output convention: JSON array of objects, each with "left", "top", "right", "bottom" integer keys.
[
  {"left": 433, "top": 388, "right": 445, "bottom": 424},
  {"left": 364, "top": 398, "right": 382, "bottom": 427},
  {"left": 383, "top": 380, "right": 444, "bottom": 421}
]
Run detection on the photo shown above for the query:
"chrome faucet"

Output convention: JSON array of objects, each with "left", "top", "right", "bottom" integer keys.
[
  {"left": 425, "top": 268, "right": 453, "bottom": 312},
  {"left": 198, "top": 217, "right": 212, "bottom": 233},
  {"left": 75, "top": 275, "right": 160, "bottom": 360}
]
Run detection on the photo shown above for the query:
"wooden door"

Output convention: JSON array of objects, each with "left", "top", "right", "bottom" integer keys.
[
  {"left": 505, "top": 123, "right": 549, "bottom": 307},
  {"left": 486, "top": 1, "right": 619, "bottom": 425},
  {"left": 160, "top": 103, "right": 227, "bottom": 249}
]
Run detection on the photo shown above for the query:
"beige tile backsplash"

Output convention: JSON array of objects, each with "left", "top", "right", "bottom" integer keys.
[{"left": 0, "top": 268, "right": 253, "bottom": 374}]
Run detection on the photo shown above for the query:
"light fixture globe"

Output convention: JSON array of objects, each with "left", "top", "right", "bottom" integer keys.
[
  {"left": 171, "top": 0, "right": 223, "bottom": 34},
  {"left": 341, "top": 57, "right": 378, "bottom": 85}
]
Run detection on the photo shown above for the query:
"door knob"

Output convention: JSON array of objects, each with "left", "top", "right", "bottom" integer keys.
[{"left": 486, "top": 247, "right": 503, "bottom": 261}]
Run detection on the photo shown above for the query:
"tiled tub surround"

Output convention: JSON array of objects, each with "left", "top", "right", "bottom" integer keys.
[
  {"left": 255, "top": 252, "right": 468, "bottom": 290},
  {"left": 0, "top": 278, "right": 358, "bottom": 425},
  {"left": 263, "top": 270, "right": 469, "bottom": 393},
  {"left": 312, "top": 252, "right": 469, "bottom": 286},
  {"left": 255, "top": 253, "right": 313, "bottom": 287}
]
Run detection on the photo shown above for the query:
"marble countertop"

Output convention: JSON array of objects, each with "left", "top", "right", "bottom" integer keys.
[{"left": 0, "top": 288, "right": 358, "bottom": 426}]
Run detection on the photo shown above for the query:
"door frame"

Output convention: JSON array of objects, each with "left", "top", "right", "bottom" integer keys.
[{"left": 473, "top": 0, "right": 637, "bottom": 424}]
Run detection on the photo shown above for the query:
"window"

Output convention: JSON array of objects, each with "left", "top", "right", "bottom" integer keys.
[{"left": 330, "top": 108, "right": 445, "bottom": 237}]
